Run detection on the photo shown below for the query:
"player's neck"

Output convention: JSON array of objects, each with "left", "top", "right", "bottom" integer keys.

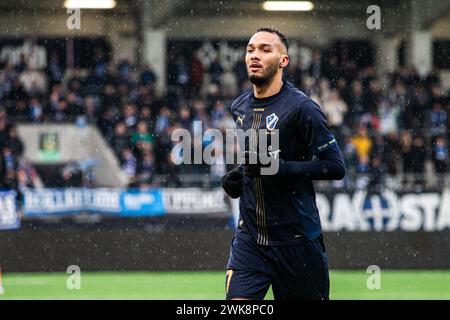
[{"left": 253, "top": 77, "right": 283, "bottom": 99}]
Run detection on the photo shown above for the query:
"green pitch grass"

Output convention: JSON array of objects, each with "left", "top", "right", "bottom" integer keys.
[{"left": 0, "top": 270, "right": 449, "bottom": 300}]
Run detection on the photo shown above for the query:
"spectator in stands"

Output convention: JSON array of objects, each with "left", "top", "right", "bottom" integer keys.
[
  {"left": 405, "top": 85, "right": 428, "bottom": 130},
  {"left": 111, "top": 122, "right": 131, "bottom": 159},
  {"left": 131, "top": 121, "right": 154, "bottom": 151},
  {"left": 155, "top": 106, "right": 171, "bottom": 136},
  {"left": 140, "top": 64, "right": 157, "bottom": 87},
  {"left": 173, "top": 54, "right": 190, "bottom": 99},
  {"left": 8, "top": 79, "right": 28, "bottom": 105},
  {"left": 318, "top": 77, "right": 331, "bottom": 103},
  {"left": 17, "top": 158, "right": 39, "bottom": 191},
  {"left": 350, "top": 125, "right": 373, "bottom": 160},
  {"left": 341, "top": 136, "right": 357, "bottom": 173},
  {"left": 15, "top": 54, "right": 27, "bottom": 74},
  {"left": 356, "top": 154, "right": 371, "bottom": 174},
  {"left": 0, "top": 62, "right": 18, "bottom": 97},
  {"left": 378, "top": 98, "right": 400, "bottom": 136},
  {"left": 7, "top": 125, "right": 24, "bottom": 158},
  {"left": 364, "top": 79, "right": 382, "bottom": 114},
  {"left": 122, "top": 103, "right": 138, "bottom": 129},
  {"left": 383, "top": 131, "right": 401, "bottom": 175},
  {"left": 19, "top": 65, "right": 47, "bottom": 96},
  {"left": 29, "top": 96, "right": 44, "bottom": 122},
  {"left": 433, "top": 136, "right": 448, "bottom": 174},
  {"left": 82, "top": 95, "right": 98, "bottom": 125},
  {"left": 322, "top": 89, "right": 347, "bottom": 144},
  {"left": 92, "top": 48, "right": 107, "bottom": 84},
  {"left": 47, "top": 51, "right": 63, "bottom": 87},
  {"left": 118, "top": 59, "right": 132, "bottom": 81},
  {"left": 178, "top": 105, "right": 192, "bottom": 132},
  {"left": 135, "top": 145, "right": 156, "bottom": 187},
  {"left": 133, "top": 84, "right": 153, "bottom": 108},
  {"left": 410, "top": 135, "right": 427, "bottom": 185},
  {"left": 388, "top": 81, "right": 407, "bottom": 113},
  {"left": 368, "top": 155, "right": 384, "bottom": 190},
  {"left": 98, "top": 107, "right": 117, "bottom": 141},
  {"left": 66, "top": 91, "right": 84, "bottom": 118},
  {"left": 429, "top": 102, "right": 447, "bottom": 143},
  {"left": 400, "top": 130, "right": 414, "bottom": 174},
  {"left": 121, "top": 148, "right": 137, "bottom": 178},
  {"left": 49, "top": 83, "right": 63, "bottom": 110},
  {"left": 139, "top": 104, "right": 153, "bottom": 129},
  {"left": 348, "top": 80, "right": 366, "bottom": 126},
  {"left": 53, "top": 99, "right": 69, "bottom": 122},
  {"left": 192, "top": 99, "right": 210, "bottom": 133},
  {"left": 102, "top": 83, "right": 120, "bottom": 113},
  {"left": 1, "top": 146, "right": 18, "bottom": 189},
  {"left": 0, "top": 108, "right": 9, "bottom": 149}
]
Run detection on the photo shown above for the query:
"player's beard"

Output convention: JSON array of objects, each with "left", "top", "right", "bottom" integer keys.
[{"left": 248, "top": 62, "right": 279, "bottom": 86}]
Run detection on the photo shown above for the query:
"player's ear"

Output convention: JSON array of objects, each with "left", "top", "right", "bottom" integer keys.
[{"left": 279, "top": 55, "right": 289, "bottom": 69}]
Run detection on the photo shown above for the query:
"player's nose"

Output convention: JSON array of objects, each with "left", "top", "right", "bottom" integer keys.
[{"left": 250, "top": 52, "right": 260, "bottom": 60}]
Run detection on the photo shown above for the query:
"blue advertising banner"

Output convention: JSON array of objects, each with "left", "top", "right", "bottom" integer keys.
[
  {"left": 23, "top": 188, "right": 121, "bottom": 216},
  {"left": 0, "top": 190, "right": 20, "bottom": 230},
  {"left": 23, "top": 188, "right": 165, "bottom": 217},
  {"left": 120, "top": 189, "right": 165, "bottom": 216}
]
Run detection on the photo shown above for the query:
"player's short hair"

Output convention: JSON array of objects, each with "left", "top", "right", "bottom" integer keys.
[{"left": 255, "top": 27, "right": 289, "bottom": 53}]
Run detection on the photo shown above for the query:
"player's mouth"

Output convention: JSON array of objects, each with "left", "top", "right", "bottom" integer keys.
[{"left": 249, "top": 63, "right": 262, "bottom": 72}]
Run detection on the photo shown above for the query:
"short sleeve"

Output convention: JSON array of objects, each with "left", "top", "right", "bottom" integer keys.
[{"left": 297, "top": 99, "right": 337, "bottom": 155}]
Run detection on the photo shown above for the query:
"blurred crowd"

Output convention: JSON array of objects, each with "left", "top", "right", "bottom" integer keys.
[
  {"left": 0, "top": 111, "right": 38, "bottom": 191},
  {"left": 292, "top": 52, "right": 449, "bottom": 188},
  {"left": 0, "top": 46, "right": 449, "bottom": 189}
]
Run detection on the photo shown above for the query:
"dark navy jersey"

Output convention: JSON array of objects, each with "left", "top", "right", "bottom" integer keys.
[{"left": 228, "top": 81, "right": 343, "bottom": 246}]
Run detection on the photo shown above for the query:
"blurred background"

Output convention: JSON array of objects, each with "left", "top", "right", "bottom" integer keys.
[{"left": 0, "top": 0, "right": 449, "bottom": 299}]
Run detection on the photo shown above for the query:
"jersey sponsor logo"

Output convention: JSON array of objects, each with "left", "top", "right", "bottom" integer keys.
[
  {"left": 237, "top": 114, "right": 245, "bottom": 126},
  {"left": 266, "top": 113, "right": 279, "bottom": 131},
  {"left": 317, "top": 138, "right": 336, "bottom": 152}
]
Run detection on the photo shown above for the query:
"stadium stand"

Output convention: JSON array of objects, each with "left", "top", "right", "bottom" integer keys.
[{"left": 0, "top": 44, "right": 448, "bottom": 192}]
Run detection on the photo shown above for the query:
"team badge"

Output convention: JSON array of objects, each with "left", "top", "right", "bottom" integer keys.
[{"left": 266, "top": 113, "right": 279, "bottom": 131}]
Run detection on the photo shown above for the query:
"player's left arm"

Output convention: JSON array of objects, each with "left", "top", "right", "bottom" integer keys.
[{"left": 277, "top": 100, "right": 346, "bottom": 180}]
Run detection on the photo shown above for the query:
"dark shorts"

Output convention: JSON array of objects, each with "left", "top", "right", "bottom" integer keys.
[{"left": 225, "top": 228, "right": 330, "bottom": 300}]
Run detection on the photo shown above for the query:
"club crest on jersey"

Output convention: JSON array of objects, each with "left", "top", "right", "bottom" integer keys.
[{"left": 266, "top": 113, "right": 279, "bottom": 131}]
